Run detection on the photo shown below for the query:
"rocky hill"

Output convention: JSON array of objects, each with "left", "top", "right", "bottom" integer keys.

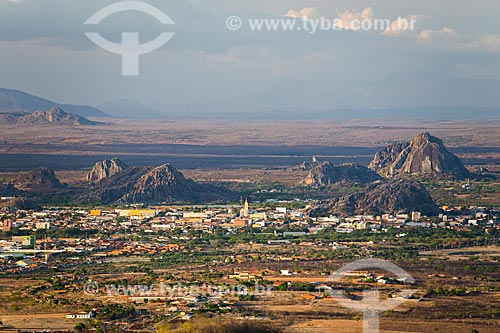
[
  {"left": 6, "top": 198, "right": 41, "bottom": 211},
  {"left": 79, "top": 164, "right": 233, "bottom": 204},
  {"left": 303, "top": 162, "right": 382, "bottom": 186},
  {"left": 86, "top": 158, "right": 128, "bottom": 182},
  {"left": 0, "top": 182, "right": 24, "bottom": 197},
  {"left": 13, "top": 167, "right": 64, "bottom": 192},
  {"left": 79, "top": 167, "right": 150, "bottom": 204},
  {"left": 307, "top": 179, "right": 439, "bottom": 217},
  {"left": 0, "top": 107, "right": 99, "bottom": 126},
  {"left": 369, "top": 132, "right": 470, "bottom": 179},
  {"left": 3, "top": 107, "right": 100, "bottom": 126}
]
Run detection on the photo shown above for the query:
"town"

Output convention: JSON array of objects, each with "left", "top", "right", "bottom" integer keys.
[
  {"left": 2, "top": 199, "right": 499, "bottom": 271},
  {"left": 1, "top": 198, "right": 500, "bottom": 332}
]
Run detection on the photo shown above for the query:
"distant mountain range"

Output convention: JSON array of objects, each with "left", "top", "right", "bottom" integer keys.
[
  {"left": 2, "top": 74, "right": 500, "bottom": 120},
  {"left": 240, "top": 75, "right": 500, "bottom": 112},
  {"left": 151, "top": 75, "right": 500, "bottom": 120},
  {"left": 0, "top": 87, "right": 109, "bottom": 118},
  {"left": 97, "top": 100, "right": 162, "bottom": 119}
]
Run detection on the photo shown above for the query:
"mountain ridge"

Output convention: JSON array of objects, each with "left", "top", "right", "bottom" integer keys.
[{"left": 0, "top": 87, "right": 109, "bottom": 118}]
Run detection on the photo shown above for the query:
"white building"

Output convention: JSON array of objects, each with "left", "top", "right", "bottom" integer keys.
[{"left": 66, "top": 311, "right": 94, "bottom": 319}]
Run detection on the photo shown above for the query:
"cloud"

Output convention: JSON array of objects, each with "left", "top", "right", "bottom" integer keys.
[
  {"left": 419, "top": 27, "right": 457, "bottom": 40},
  {"left": 284, "top": 7, "right": 319, "bottom": 20},
  {"left": 333, "top": 7, "right": 374, "bottom": 30},
  {"left": 460, "top": 34, "right": 500, "bottom": 53},
  {"left": 284, "top": 7, "right": 376, "bottom": 31},
  {"left": 416, "top": 28, "right": 500, "bottom": 53},
  {"left": 382, "top": 15, "right": 423, "bottom": 36}
]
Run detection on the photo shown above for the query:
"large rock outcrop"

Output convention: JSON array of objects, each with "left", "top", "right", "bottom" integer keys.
[
  {"left": 79, "top": 164, "right": 233, "bottom": 204},
  {"left": 1, "top": 107, "right": 99, "bottom": 126},
  {"left": 369, "top": 132, "right": 470, "bottom": 179},
  {"left": 307, "top": 179, "right": 439, "bottom": 217},
  {"left": 303, "top": 162, "right": 382, "bottom": 186},
  {"left": 7, "top": 198, "right": 41, "bottom": 211},
  {"left": 0, "top": 182, "right": 24, "bottom": 197},
  {"left": 86, "top": 158, "right": 128, "bottom": 182},
  {"left": 13, "top": 167, "right": 64, "bottom": 192}
]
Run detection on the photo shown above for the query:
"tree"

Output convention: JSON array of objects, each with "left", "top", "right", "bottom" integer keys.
[
  {"left": 471, "top": 330, "right": 479, "bottom": 333},
  {"left": 277, "top": 282, "right": 288, "bottom": 291},
  {"left": 74, "top": 323, "right": 86, "bottom": 333}
]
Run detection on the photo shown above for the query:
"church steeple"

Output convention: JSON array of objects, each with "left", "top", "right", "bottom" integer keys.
[{"left": 240, "top": 198, "right": 249, "bottom": 218}]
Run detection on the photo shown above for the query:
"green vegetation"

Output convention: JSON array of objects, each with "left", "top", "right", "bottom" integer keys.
[
  {"left": 35, "top": 227, "right": 99, "bottom": 239},
  {"left": 98, "top": 303, "right": 136, "bottom": 320},
  {"left": 156, "top": 318, "right": 281, "bottom": 333}
]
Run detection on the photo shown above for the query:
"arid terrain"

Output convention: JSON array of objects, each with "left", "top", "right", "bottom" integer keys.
[
  {"left": 0, "top": 119, "right": 499, "bottom": 171},
  {"left": 1, "top": 119, "right": 499, "bottom": 333}
]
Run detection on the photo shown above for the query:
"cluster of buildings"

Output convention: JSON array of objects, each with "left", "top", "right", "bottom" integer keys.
[
  {"left": 0, "top": 201, "right": 498, "bottom": 274},
  {"left": 1, "top": 201, "right": 498, "bottom": 236}
]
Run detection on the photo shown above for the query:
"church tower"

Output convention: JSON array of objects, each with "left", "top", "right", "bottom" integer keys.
[{"left": 240, "top": 198, "right": 249, "bottom": 218}]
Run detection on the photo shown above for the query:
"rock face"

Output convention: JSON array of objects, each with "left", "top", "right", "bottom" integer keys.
[
  {"left": 80, "top": 164, "right": 233, "bottom": 204},
  {"left": 14, "top": 167, "right": 64, "bottom": 192},
  {"left": 307, "top": 179, "right": 439, "bottom": 217},
  {"left": 369, "top": 132, "right": 470, "bottom": 179},
  {"left": 0, "top": 182, "right": 24, "bottom": 196},
  {"left": 79, "top": 167, "right": 150, "bottom": 204},
  {"left": 298, "top": 156, "right": 320, "bottom": 171},
  {"left": 303, "top": 162, "right": 382, "bottom": 186},
  {"left": 86, "top": 158, "right": 128, "bottom": 182},
  {"left": 1, "top": 107, "right": 99, "bottom": 126},
  {"left": 7, "top": 198, "right": 41, "bottom": 211}
]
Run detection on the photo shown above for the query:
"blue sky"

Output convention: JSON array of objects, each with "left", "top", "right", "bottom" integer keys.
[{"left": 0, "top": 0, "right": 499, "bottom": 111}]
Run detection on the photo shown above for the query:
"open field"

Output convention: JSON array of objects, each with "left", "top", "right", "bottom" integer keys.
[
  {"left": 0, "top": 119, "right": 499, "bottom": 172},
  {"left": 1, "top": 119, "right": 500, "bottom": 147},
  {"left": 290, "top": 319, "right": 500, "bottom": 333},
  {"left": 2, "top": 244, "right": 500, "bottom": 332},
  {"left": 420, "top": 246, "right": 500, "bottom": 261},
  {"left": 0, "top": 313, "right": 79, "bottom": 331}
]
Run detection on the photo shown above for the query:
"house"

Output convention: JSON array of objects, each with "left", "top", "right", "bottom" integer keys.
[
  {"left": 280, "top": 269, "right": 292, "bottom": 276},
  {"left": 66, "top": 311, "right": 94, "bottom": 319},
  {"left": 283, "top": 232, "right": 307, "bottom": 237},
  {"left": 16, "top": 259, "right": 35, "bottom": 267},
  {"left": 12, "top": 235, "right": 35, "bottom": 247},
  {"left": 180, "top": 313, "right": 193, "bottom": 320},
  {"left": 229, "top": 272, "right": 258, "bottom": 281},
  {"left": 267, "top": 240, "right": 291, "bottom": 245}
]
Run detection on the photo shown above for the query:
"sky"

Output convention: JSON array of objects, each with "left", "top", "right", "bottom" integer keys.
[{"left": 0, "top": 0, "right": 499, "bottom": 111}]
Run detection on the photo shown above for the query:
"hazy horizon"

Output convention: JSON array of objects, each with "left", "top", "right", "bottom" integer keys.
[{"left": 0, "top": 0, "right": 499, "bottom": 118}]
